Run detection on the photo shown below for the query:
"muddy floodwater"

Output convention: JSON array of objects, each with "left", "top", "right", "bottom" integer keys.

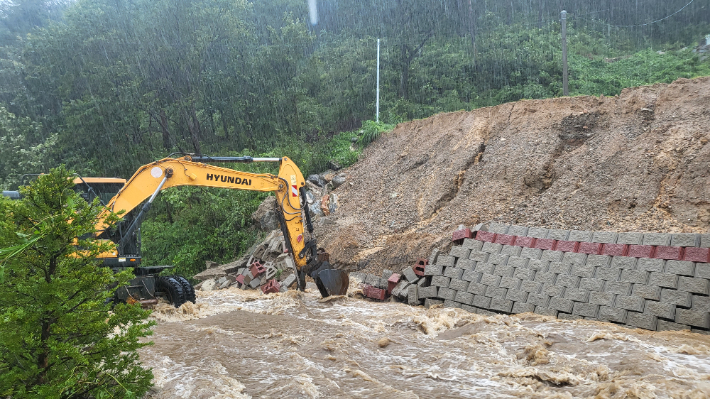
[{"left": 140, "top": 285, "right": 710, "bottom": 398}]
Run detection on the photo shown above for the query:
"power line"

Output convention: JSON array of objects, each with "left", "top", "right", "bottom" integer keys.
[
  {"left": 595, "top": 0, "right": 695, "bottom": 28},
  {"left": 618, "top": 0, "right": 695, "bottom": 27}
]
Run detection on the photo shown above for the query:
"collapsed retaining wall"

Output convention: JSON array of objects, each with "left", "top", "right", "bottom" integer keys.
[{"left": 354, "top": 223, "right": 710, "bottom": 333}]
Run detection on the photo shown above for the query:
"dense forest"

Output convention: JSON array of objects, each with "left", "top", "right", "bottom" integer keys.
[{"left": 1, "top": 0, "right": 709, "bottom": 277}]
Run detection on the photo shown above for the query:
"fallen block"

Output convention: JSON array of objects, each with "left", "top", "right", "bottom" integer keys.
[
  {"left": 363, "top": 285, "right": 387, "bottom": 301},
  {"left": 387, "top": 273, "right": 401, "bottom": 294},
  {"left": 261, "top": 279, "right": 280, "bottom": 294},
  {"left": 402, "top": 266, "right": 419, "bottom": 282},
  {"left": 391, "top": 281, "right": 410, "bottom": 298},
  {"left": 235, "top": 274, "right": 246, "bottom": 287},
  {"left": 413, "top": 259, "right": 428, "bottom": 277},
  {"left": 250, "top": 261, "right": 266, "bottom": 278}
]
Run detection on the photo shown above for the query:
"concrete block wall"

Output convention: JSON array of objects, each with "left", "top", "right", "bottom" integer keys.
[{"left": 356, "top": 224, "right": 710, "bottom": 333}]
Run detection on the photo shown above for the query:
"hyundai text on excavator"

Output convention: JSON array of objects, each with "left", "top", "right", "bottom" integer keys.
[{"left": 4, "top": 155, "right": 349, "bottom": 307}]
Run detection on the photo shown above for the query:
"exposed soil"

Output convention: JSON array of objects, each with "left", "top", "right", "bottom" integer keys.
[{"left": 316, "top": 77, "right": 710, "bottom": 276}]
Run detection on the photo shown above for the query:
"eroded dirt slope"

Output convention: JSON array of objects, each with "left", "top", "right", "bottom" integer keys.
[{"left": 317, "top": 77, "right": 710, "bottom": 274}]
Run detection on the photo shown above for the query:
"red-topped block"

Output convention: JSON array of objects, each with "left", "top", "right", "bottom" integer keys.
[
  {"left": 515, "top": 236, "right": 537, "bottom": 248},
  {"left": 683, "top": 247, "right": 710, "bottom": 263},
  {"left": 476, "top": 231, "right": 497, "bottom": 243},
  {"left": 363, "top": 285, "right": 386, "bottom": 301},
  {"left": 601, "top": 243, "right": 629, "bottom": 257},
  {"left": 627, "top": 245, "right": 655, "bottom": 258},
  {"left": 534, "top": 238, "right": 556, "bottom": 250},
  {"left": 261, "top": 279, "right": 280, "bottom": 294},
  {"left": 387, "top": 273, "right": 401, "bottom": 294},
  {"left": 556, "top": 240, "right": 580, "bottom": 253},
  {"left": 413, "top": 259, "right": 427, "bottom": 276},
  {"left": 235, "top": 275, "right": 246, "bottom": 285},
  {"left": 452, "top": 228, "right": 473, "bottom": 243},
  {"left": 654, "top": 246, "right": 684, "bottom": 260},
  {"left": 577, "top": 242, "right": 602, "bottom": 255},
  {"left": 495, "top": 234, "right": 517, "bottom": 246},
  {"left": 250, "top": 261, "right": 266, "bottom": 277}
]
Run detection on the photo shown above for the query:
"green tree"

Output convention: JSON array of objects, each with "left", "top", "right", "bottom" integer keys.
[
  {"left": 0, "top": 166, "right": 154, "bottom": 398},
  {"left": 0, "top": 105, "right": 57, "bottom": 190}
]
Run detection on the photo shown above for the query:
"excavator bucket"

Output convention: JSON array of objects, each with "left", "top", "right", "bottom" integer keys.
[{"left": 311, "top": 261, "right": 349, "bottom": 297}]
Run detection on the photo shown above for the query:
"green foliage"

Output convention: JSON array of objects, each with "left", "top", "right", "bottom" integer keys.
[
  {"left": 0, "top": 166, "right": 154, "bottom": 398},
  {"left": 0, "top": 106, "right": 57, "bottom": 190},
  {"left": 570, "top": 48, "right": 710, "bottom": 96},
  {"left": 357, "top": 120, "right": 396, "bottom": 146},
  {"left": 141, "top": 183, "right": 265, "bottom": 279}
]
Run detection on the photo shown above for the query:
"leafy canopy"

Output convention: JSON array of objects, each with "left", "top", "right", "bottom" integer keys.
[{"left": 0, "top": 166, "right": 154, "bottom": 398}]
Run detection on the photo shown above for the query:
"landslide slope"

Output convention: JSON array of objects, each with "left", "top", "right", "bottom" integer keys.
[{"left": 316, "top": 77, "right": 710, "bottom": 275}]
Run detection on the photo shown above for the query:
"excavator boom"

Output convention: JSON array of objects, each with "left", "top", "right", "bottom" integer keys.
[{"left": 96, "top": 155, "right": 346, "bottom": 297}]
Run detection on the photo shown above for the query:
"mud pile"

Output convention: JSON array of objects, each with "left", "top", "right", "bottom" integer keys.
[{"left": 316, "top": 77, "right": 710, "bottom": 275}]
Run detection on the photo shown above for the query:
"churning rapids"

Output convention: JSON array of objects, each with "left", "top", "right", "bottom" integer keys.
[{"left": 140, "top": 285, "right": 710, "bottom": 398}]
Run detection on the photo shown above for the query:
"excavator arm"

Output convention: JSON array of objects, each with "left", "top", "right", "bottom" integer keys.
[{"left": 96, "top": 155, "right": 348, "bottom": 297}]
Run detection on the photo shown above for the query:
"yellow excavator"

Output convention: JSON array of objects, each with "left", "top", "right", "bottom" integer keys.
[{"left": 5, "top": 155, "right": 349, "bottom": 306}]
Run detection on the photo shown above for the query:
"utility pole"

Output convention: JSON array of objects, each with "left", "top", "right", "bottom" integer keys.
[
  {"left": 376, "top": 38, "right": 380, "bottom": 123},
  {"left": 561, "top": 10, "right": 568, "bottom": 96}
]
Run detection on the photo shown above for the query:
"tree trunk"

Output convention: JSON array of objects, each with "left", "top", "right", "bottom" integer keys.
[
  {"left": 37, "top": 319, "right": 50, "bottom": 385},
  {"left": 468, "top": 0, "right": 476, "bottom": 48},
  {"left": 221, "top": 109, "right": 230, "bottom": 139},
  {"left": 186, "top": 106, "right": 202, "bottom": 154},
  {"left": 399, "top": 45, "right": 410, "bottom": 99},
  {"left": 160, "top": 109, "right": 171, "bottom": 150}
]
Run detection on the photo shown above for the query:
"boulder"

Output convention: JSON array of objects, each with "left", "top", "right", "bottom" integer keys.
[
  {"left": 305, "top": 190, "right": 315, "bottom": 204},
  {"left": 328, "top": 193, "right": 339, "bottom": 214},
  {"left": 251, "top": 196, "right": 279, "bottom": 232},
  {"left": 307, "top": 174, "right": 326, "bottom": 187},
  {"left": 328, "top": 160, "right": 342, "bottom": 171},
  {"left": 331, "top": 174, "right": 346, "bottom": 189},
  {"left": 200, "top": 279, "right": 216, "bottom": 291},
  {"left": 309, "top": 202, "right": 324, "bottom": 217}
]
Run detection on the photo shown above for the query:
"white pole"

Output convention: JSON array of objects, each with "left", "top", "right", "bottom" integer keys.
[{"left": 376, "top": 38, "right": 380, "bottom": 123}]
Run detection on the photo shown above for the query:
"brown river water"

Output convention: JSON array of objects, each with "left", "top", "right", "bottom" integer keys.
[{"left": 140, "top": 284, "right": 710, "bottom": 398}]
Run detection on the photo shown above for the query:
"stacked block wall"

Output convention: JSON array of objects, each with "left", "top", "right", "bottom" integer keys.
[{"left": 421, "top": 225, "right": 710, "bottom": 332}]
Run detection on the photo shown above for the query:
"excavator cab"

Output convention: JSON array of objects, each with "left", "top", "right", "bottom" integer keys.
[{"left": 73, "top": 177, "right": 126, "bottom": 205}]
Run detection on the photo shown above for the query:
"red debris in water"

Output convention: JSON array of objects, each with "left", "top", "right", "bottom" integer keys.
[{"left": 261, "top": 279, "right": 281, "bottom": 294}]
